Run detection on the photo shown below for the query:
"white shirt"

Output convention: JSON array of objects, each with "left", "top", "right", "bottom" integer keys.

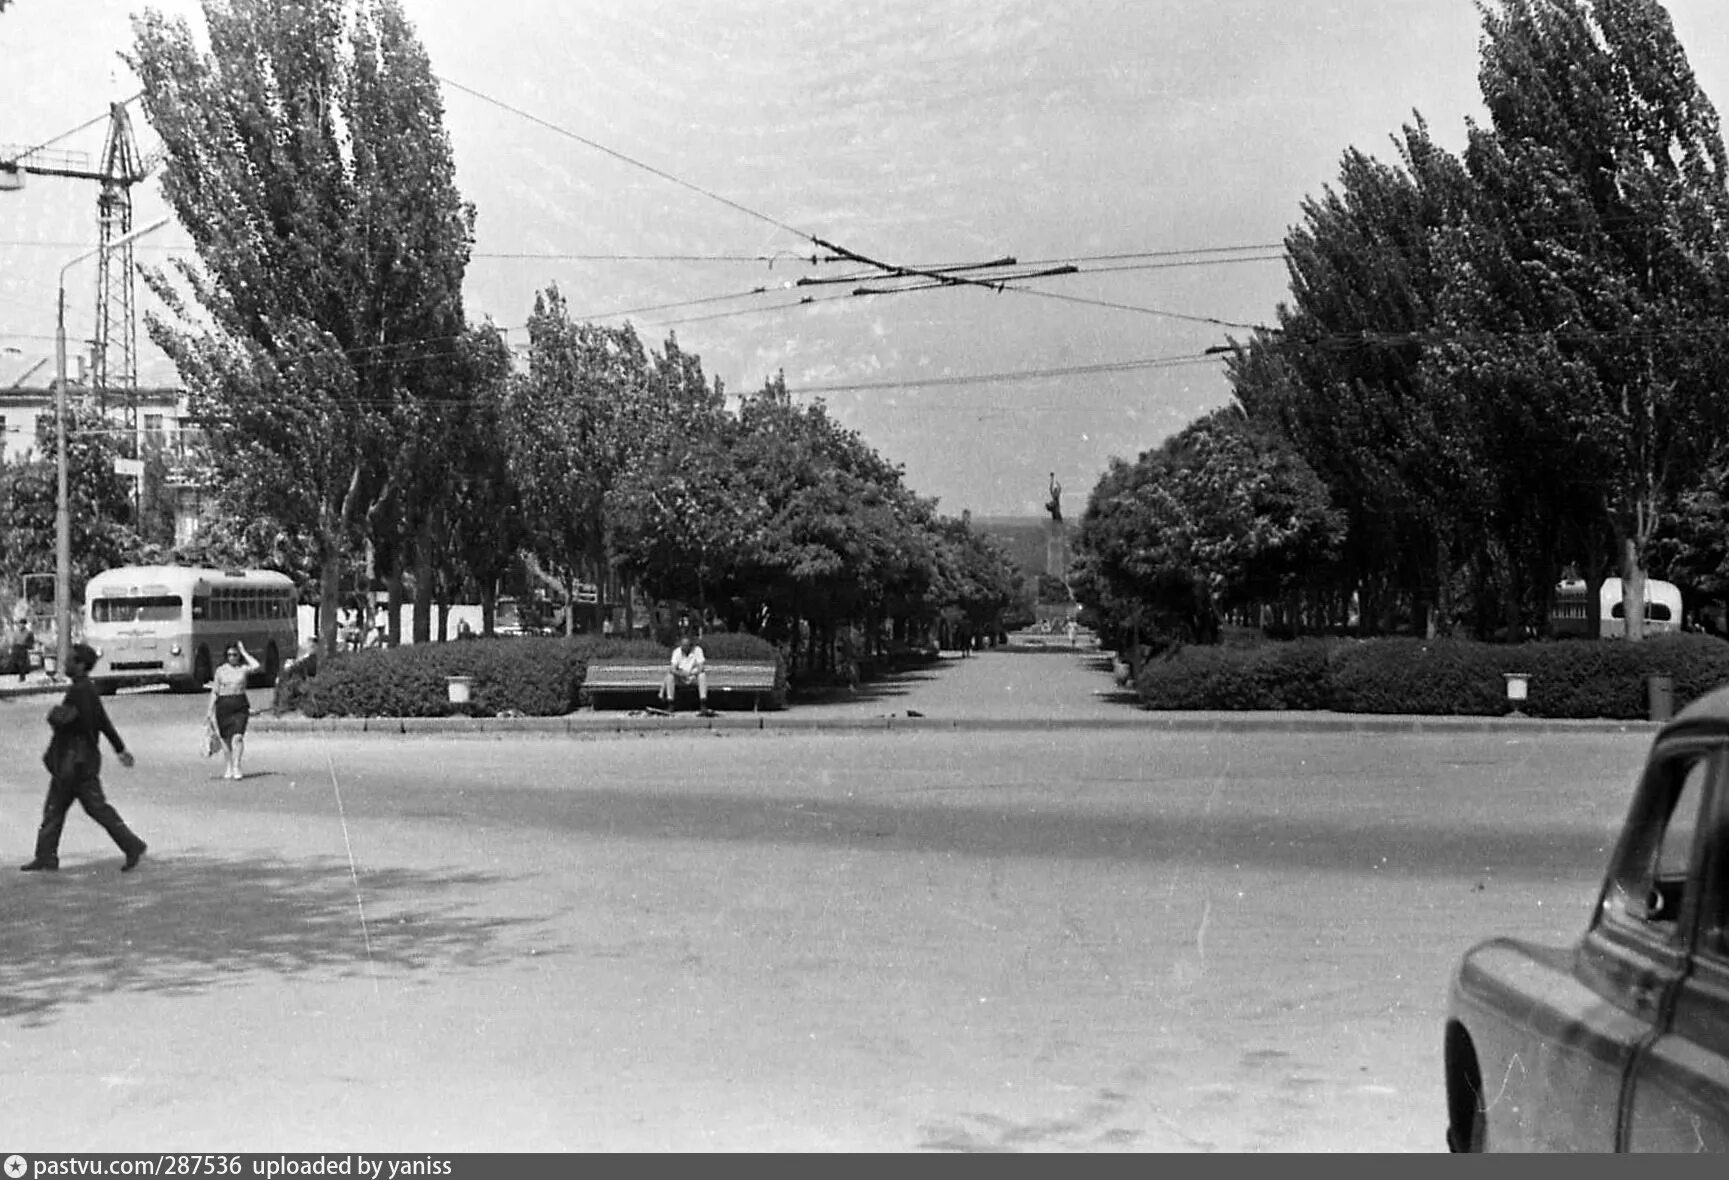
[{"left": 670, "top": 644, "right": 706, "bottom": 676}]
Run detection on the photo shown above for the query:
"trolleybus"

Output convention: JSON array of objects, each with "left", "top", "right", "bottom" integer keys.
[{"left": 83, "top": 565, "right": 298, "bottom": 692}]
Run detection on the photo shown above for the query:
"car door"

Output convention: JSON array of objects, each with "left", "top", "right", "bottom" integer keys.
[
  {"left": 1569, "top": 739, "right": 1716, "bottom": 1152},
  {"left": 1623, "top": 743, "right": 1729, "bottom": 1153}
]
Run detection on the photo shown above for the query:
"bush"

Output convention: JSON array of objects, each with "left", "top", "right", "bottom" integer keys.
[
  {"left": 1135, "top": 638, "right": 1334, "bottom": 710},
  {"left": 1327, "top": 638, "right": 1511, "bottom": 715},
  {"left": 286, "top": 631, "right": 788, "bottom": 717},
  {"left": 272, "top": 650, "right": 319, "bottom": 714},
  {"left": 298, "top": 636, "right": 588, "bottom": 718},
  {"left": 1523, "top": 634, "right": 1729, "bottom": 719},
  {"left": 1134, "top": 633, "right": 1729, "bottom": 718}
]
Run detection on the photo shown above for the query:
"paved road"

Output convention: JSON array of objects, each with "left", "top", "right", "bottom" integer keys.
[{"left": 0, "top": 652, "right": 1653, "bottom": 1151}]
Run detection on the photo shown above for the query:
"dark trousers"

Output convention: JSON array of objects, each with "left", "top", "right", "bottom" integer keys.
[{"left": 33, "top": 773, "right": 144, "bottom": 866}]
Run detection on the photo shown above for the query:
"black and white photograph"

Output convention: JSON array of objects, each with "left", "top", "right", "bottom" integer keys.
[{"left": 4, "top": 0, "right": 1729, "bottom": 1154}]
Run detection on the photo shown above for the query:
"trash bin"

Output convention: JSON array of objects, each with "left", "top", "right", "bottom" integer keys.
[
  {"left": 1647, "top": 674, "right": 1674, "bottom": 723},
  {"left": 446, "top": 675, "right": 474, "bottom": 707},
  {"left": 1502, "top": 671, "right": 1530, "bottom": 716}
]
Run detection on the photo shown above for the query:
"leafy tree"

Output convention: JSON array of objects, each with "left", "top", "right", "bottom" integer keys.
[
  {"left": 928, "top": 513, "right": 1021, "bottom": 636},
  {"left": 1035, "top": 573, "right": 1072, "bottom": 605},
  {"left": 1071, "top": 407, "right": 1343, "bottom": 646},
  {"left": 608, "top": 423, "right": 758, "bottom": 613},
  {"left": 1463, "top": 0, "right": 1729, "bottom": 637},
  {"left": 1225, "top": 1, "right": 1729, "bottom": 642},
  {"left": 441, "top": 324, "right": 526, "bottom": 635},
  {"left": 0, "top": 405, "right": 140, "bottom": 601},
  {"left": 1233, "top": 119, "right": 1487, "bottom": 637},
  {"left": 501, "top": 291, "right": 727, "bottom": 632},
  {"left": 608, "top": 371, "right": 977, "bottom": 671},
  {"left": 130, "top": 0, "right": 476, "bottom": 654}
]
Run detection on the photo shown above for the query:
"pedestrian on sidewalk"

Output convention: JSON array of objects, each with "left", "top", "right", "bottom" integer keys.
[
  {"left": 21, "top": 642, "right": 146, "bottom": 873},
  {"left": 207, "top": 640, "right": 261, "bottom": 780},
  {"left": 9, "top": 618, "right": 33, "bottom": 682}
]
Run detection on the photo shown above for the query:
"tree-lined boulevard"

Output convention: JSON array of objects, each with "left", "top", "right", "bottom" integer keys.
[{"left": 0, "top": 653, "right": 1653, "bottom": 1151}]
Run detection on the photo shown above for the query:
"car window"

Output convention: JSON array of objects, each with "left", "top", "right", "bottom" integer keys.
[{"left": 1606, "top": 753, "right": 1709, "bottom": 935}]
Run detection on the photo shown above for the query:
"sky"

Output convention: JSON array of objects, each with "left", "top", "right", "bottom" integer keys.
[{"left": 4, "top": 0, "right": 1729, "bottom": 517}]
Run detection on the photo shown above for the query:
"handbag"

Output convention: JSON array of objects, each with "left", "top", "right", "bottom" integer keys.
[
  {"left": 202, "top": 715, "right": 223, "bottom": 758},
  {"left": 42, "top": 703, "right": 86, "bottom": 778},
  {"left": 42, "top": 734, "right": 91, "bottom": 780}
]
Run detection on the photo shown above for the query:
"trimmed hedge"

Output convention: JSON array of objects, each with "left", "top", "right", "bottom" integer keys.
[
  {"left": 1134, "top": 639, "right": 1335, "bottom": 710},
  {"left": 1134, "top": 633, "right": 1729, "bottom": 719},
  {"left": 274, "top": 632, "right": 787, "bottom": 718}
]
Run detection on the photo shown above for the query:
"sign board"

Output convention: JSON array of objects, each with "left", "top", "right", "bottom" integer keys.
[
  {"left": 113, "top": 457, "right": 144, "bottom": 478},
  {"left": 574, "top": 583, "right": 599, "bottom": 605}
]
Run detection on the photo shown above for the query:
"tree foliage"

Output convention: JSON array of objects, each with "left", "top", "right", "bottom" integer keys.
[
  {"left": 130, "top": 0, "right": 476, "bottom": 652},
  {"left": 1211, "top": 0, "right": 1729, "bottom": 643},
  {"left": 0, "top": 405, "right": 141, "bottom": 601},
  {"left": 1071, "top": 406, "right": 1342, "bottom": 646}
]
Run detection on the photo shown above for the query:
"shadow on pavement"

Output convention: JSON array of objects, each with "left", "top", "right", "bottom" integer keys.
[
  {"left": 0, "top": 852, "right": 534, "bottom": 1027},
  {"left": 788, "top": 666, "right": 942, "bottom": 707}
]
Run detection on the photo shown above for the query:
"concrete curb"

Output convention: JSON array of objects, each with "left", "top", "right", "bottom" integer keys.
[
  {"left": 0, "top": 681, "right": 68, "bottom": 701},
  {"left": 244, "top": 710, "right": 1664, "bottom": 737}
]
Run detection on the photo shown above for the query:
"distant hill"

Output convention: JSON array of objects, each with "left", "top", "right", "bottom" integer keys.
[{"left": 972, "top": 515, "right": 1059, "bottom": 580}]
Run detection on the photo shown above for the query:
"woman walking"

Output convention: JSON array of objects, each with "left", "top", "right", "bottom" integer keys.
[
  {"left": 207, "top": 640, "right": 260, "bottom": 780},
  {"left": 20, "top": 643, "right": 146, "bottom": 872}
]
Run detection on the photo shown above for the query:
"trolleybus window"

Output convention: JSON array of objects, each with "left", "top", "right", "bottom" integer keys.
[{"left": 90, "top": 595, "right": 184, "bottom": 623}]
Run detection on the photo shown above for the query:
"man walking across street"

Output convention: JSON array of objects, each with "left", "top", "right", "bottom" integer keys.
[{"left": 21, "top": 643, "right": 147, "bottom": 873}]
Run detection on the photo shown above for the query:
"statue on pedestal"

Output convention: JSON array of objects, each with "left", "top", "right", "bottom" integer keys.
[{"left": 1044, "top": 473, "right": 1068, "bottom": 578}]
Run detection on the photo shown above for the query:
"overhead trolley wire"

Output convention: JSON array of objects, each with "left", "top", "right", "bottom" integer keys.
[
  {"left": 435, "top": 76, "right": 1273, "bottom": 328},
  {"left": 437, "top": 75, "right": 814, "bottom": 243},
  {"left": 792, "top": 351, "right": 1225, "bottom": 395}
]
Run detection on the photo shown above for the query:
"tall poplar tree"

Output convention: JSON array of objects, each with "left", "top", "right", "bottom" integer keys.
[
  {"left": 1469, "top": 0, "right": 1729, "bottom": 637},
  {"left": 130, "top": 0, "right": 476, "bottom": 654}
]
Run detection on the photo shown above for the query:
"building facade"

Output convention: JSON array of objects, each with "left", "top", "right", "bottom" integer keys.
[{"left": 0, "top": 382, "right": 210, "bottom": 547}]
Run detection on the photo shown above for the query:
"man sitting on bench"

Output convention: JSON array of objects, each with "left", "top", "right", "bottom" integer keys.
[{"left": 662, "top": 631, "right": 715, "bottom": 716}]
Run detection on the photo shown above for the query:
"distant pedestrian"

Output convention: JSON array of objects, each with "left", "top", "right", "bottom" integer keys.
[
  {"left": 457, "top": 620, "right": 476, "bottom": 641},
  {"left": 21, "top": 643, "right": 146, "bottom": 873},
  {"left": 9, "top": 619, "right": 33, "bottom": 682},
  {"left": 1066, "top": 619, "right": 1078, "bottom": 648},
  {"left": 207, "top": 640, "right": 260, "bottom": 780}
]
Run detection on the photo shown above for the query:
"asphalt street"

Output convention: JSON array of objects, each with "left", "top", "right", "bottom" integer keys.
[{"left": 0, "top": 654, "right": 1655, "bottom": 1151}]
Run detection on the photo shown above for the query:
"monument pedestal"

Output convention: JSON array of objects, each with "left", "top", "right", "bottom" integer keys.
[{"left": 1045, "top": 517, "right": 1069, "bottom": 578}]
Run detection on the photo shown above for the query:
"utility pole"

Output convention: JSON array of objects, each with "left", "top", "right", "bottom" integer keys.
[{"left": 54, "top": 218, "right": 171, "bottom": 673}]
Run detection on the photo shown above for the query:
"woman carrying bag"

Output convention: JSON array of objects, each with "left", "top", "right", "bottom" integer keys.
[{"left": 207, "top": 640, "right": 260, "bottom": 780}]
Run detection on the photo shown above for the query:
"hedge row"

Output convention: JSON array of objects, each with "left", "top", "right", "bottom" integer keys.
[
  {"left": 1134, "top": 634, "right": 1729, "bottom": 718},
  {"left": 274, "top": 632, "right": 786, "bottom": 718}
]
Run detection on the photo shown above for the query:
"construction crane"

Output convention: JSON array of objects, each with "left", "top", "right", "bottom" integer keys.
[{"left": 1, "top": 99, "right": 164, "bottom": 436}]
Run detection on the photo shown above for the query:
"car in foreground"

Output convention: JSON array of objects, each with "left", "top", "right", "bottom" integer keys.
[{"left": 1444, "top": 686, "right": 1729, "bottom": 1151}]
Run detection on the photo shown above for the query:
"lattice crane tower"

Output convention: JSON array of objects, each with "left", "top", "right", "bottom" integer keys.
[{"left": 2, "top": 101, "right": 158, "bottom": 432}]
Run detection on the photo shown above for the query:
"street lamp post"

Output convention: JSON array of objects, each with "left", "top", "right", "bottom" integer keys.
[{"left": 54, "top": 216, "right": 170, "bottom": 673}]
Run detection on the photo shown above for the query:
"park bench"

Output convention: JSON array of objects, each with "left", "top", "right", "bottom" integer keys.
[{"left": 581, "top": 661, "right": 782, "bottom": 712}]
